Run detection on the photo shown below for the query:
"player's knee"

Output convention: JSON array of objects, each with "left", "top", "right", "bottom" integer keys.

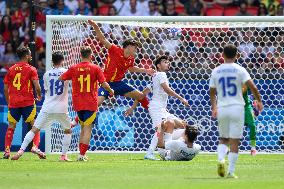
[
  {"left": 8, "top": 123, "right": 16, "bottom": 129},
  {"left": 64, "top": 129, "right": 72, "bottom": 134},
  {"left": 31, "top": 127, "right": 40, "bottom": 134}
]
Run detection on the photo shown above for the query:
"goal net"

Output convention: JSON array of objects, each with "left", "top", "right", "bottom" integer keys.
[{"left": 45, "top": 16, "right": 284, "bottom": 153}]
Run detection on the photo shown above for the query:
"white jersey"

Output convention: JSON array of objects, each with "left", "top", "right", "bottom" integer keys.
[
  {"left": 148, "top": 72, "right": 169, "bottom": 110},
  {"left": 41, "top": 67, "right": 69, "bottom": 113},
  {"left": 209, "top": 63, "right": 251, "bottom": 108},
  {"left": 165, "top": 139, "right": 201, "bottom": 161}
]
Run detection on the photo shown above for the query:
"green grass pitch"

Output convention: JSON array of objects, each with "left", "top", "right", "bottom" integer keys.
[{"left": 0, "top": 153, "right": 283, "bottom": 189}]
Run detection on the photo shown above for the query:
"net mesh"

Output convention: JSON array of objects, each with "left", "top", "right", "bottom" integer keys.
[{"left": 47, "top": 18, "right": 284, "bottom": 153}]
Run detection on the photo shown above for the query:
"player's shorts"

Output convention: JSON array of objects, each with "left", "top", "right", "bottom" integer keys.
[
  {"left": 77, "top": 110, "right": 97, "bottom": 126},
  {"left": 98, "top": 81, "right": 136, "bottom": 98},
  {"left": 34, "top": 111, "right": 71, "bottom": 130},
  {"left": 8, "top": 104, "right": 36, "bottom": 123},
  {"left": 244, "top": 106, "right": 255, "bottom": 127},
  {"left": 148, "top": 107, "right": 178, "bottom": 128},
  {"left": 217, "top": 105, "right": 244, "bottom": 139}
]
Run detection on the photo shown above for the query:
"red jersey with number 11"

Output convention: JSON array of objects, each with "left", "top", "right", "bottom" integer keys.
[
  {"left": 4, "top": 62, "right": 38, "bottom": 108},
  {"left": 61, "top": 62, "right": 105, "bottom": 111}
]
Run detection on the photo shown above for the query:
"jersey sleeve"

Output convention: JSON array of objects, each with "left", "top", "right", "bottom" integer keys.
[
  {"left": 209, "top": 71, "right": 216, "bottom": 88},
  {"left": 95, "top": 66, "right": 106, "bottom": 83},
  {"left": 157, "top": 72, "right": 168, "bottom": 85},
  {"left": 165, "top": 140, "right": 179, "bottom": 151},
  {"left": 61, "top": 67, "right": 73, "bottom": 80},
  {"left": 43, "top": 72, "right": 48, "bottom": 91},
  {"left": 3, "top": 71, "right": 10, "bottom": 84},
  {"left": 30, "top": 67, "right": 39, "bottom": 80},
  {"left": 240, "top": 68, "right": 251, "bottom": 84}
]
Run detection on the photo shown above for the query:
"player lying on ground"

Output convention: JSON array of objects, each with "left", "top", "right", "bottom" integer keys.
[
  {"left": 3, "top": 46, "right": 44, "bottom": 159},
  {"left": 60, "top": 46, "right": 114, "bottom": 161},
  {"left": 243, "top": 84, "right": 259, "bottom": 156},
  {"left": 12, "top": 52, "right": 73, "bottom": 161},
  {"left": 70, "top": 20, "right": 155, "bottom": 126},
  {"left": 157, "top": 120, "right": 201, "bottom": 161},
  {"left": 209, "top": 44, "right": 263, "bottom": 179},
  {"left": 125, "top": 55, "right": 189, "bottom": 160}
]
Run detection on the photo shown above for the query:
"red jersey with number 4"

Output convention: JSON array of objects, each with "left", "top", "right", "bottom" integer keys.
[
  {"left": 103, "top": 45, "right": 134, "bottom": 82},
  {"left": 4, "top": 62, "right": 38, "bottom": 108},
  {"left": 61, "top": 62, "right": 105, "bottom": 111}
]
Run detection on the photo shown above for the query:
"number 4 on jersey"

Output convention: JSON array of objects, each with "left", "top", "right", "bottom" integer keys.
[{"left": 13, "top": 73, "right": 21, "bottom": 90}]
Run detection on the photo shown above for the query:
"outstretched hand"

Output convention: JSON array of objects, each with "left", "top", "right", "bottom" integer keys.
[
  {"left": 146, "top": 68, "right": 155, "bottom": 76},
  {"left": 181, "top": 98, "right": 189, "bottom": 107},
  {"left": 124, "top": 108, "right": 134, "bottom": 117}
]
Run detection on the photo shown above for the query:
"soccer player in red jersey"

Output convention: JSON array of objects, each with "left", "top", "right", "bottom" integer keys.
[
  {"left": 3, "top": 46, "right": 44, "bottom": 159},
  {"left": 59, "top": 46, "right": 114, "bottom": 161},
  {"left": 88, "top": 20, "right": 154, "bottom": 108}
]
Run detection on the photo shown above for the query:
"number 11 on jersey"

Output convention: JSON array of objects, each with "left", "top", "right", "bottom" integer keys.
[{"left": 78, "top": 74, "right": 90, "bottom": 92}]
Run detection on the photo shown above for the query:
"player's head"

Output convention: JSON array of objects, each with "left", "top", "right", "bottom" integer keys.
[
  {"left": 154, "top": 55, "right": 169, "bottom": 72},
  {"left": 80, "top": 46, "right": 92, "bottom": 60},
  {"left": 16, "top": 46, "right": 32, "bottom": 63},
  {"left": 184, "top": 125, "right": 199, "bottom": 143},
  {"left": 52, "top": 51, "right": 64, "bottom": 67},
  {"left": 223, "top": 44, "right": 238, "bottom": 61},
  {"left": 122, "top": 39, "right": 140, "bottom": 57}
]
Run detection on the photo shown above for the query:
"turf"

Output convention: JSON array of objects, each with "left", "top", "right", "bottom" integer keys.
[{"left": 0, "top": 153, "right": 283, "bottom": 189}]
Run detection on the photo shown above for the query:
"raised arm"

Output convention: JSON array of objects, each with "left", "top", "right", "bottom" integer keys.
[
  {"left": 88, "top": 20, "right": 112, "bottom": 49},
  {"left": 160, "top": 83, "right": 189, "bottom": 106},
  {"left": 32, "top": 80, "right": 42, "bottom": 102},
  {"left": 124, "top": 87, "right": 151, "bottom": 116},
  {"left": 245, "top": 79, "right": 263, "bottom": 112},
  {"left": 209, "top": 87, "right": 217, "bottom": 119},
  {"left": 128, "top": 66, "right": 155, "bottom": 76}
]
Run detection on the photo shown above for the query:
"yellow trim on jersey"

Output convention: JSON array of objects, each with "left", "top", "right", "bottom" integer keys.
[
  {"left": 28, "top": 80, "right": 31, "bottom": 92},
  {"left": 110, "top": 68, "right": 118, "bottom": 82},
  {"left": 25, "top": 104, "right": 36, "bottom": 123},
  {"left": 84, "top": 112, "right": 97, "bottom": 126},
  {"left": 8, "top": 111, "right": 17, "bottom": 123},
  {"left": 105, "top": 57, "right": 110, "bottom": 70}
]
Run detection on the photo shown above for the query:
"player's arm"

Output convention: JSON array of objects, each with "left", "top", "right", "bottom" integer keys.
[
  {"left": 160, "top": 82, "right": 189, "bottom": 106},
  {"left": 125, "top": 87, "right": 151, "bottom": 116},
  {"left": 209, "top": 87, "right": 217, "bottom": 118},
  {"left": 128, "top": 66, "right": 155, "bottom": 76},
  {"left": 4, "top": 84, "right": 9, "bottom": 105},
  {"left": 32, "top": 80, "right": 42, "bottom": 102},
  {"left": 88, "top": 20, "right": 112, "bottom": 49},
  {"left": 242, "top": 84, "right": 248, "bottom": 94},
  {"left": 101, "top": 82, "right": 114, "bottom": 96},
  {"left": 245, "top": 79, "right": 263, "bottom": 112}
]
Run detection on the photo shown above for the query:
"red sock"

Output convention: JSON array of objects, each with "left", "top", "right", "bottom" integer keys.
[
  {"left": 79, "top": 143, "right": 89, "bottom": 156},
  {"left": 5, "top": 128, "right": 15, "bottom": 152},
  {"left": 32, "top": 132, "right": 40, "bottom": 148},
  {"left": 139, "top": 96, "right": 149, "bottom": 109},
  {"left": 75, "top": 116, "right": 79, "bottom": 124}
]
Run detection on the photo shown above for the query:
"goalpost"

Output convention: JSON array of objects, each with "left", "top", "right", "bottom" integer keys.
[{"left": 45, "top": 16, "right": 284, "bottom": 154}]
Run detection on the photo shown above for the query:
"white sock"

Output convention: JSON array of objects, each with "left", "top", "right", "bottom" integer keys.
[
  {"left": 20, "top": 131, "right": 35, "bottom": 151},
  {"left": 217, "top": 144, "right": 228, "bottom": 162},
  {"left": 228, "top": 152, "right": 238, "bottom": 174},
  {"left": 147, "top": 132, "right": 158, "bottom": 155},
  {"left": 62, "top": 134, "right": 71, "bottom": 155}
]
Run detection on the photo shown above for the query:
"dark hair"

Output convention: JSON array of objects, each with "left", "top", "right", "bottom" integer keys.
[
  {"left": 185, "top": 125, "right": 199, "bottom": 143},
  {"left": 52, "top": 51, "right": 64, "bottom": 65},
  {"left": 80, "top": 46, "right": 92, "bottom": 58},
  {"left": 223, "top": 44, "right": 237, "bottom": 59},
  {"left": 16, "top": 46, "right": 30, "bottom": 59},
  {"left": 122, "top": 39, "right": 141, "bottom": 48},
  {"left": 0, "top": 15, "right": 12, "bottom": 34},
  {"left": 154, "top": 55, "right": 168, "bottom": 69},
  {"left": 149, "top": 0, "right": 156, "bottom": 5}
]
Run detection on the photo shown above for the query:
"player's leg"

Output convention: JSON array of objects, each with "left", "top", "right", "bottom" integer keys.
[
  {"left": 124, "top": 90, "right": 149, "bottom": 109},
  {"left": 245, "top": 107, "right": 257, "bottom": 155},
  {"left": 59, "top": 113, "right": 72, "bottom": 161},
  {"left": 216, "top": 107, "right": 230, "bottom": 177},
  {"left": 3, "top": 108, "right": 21, "bottom": 159},
  {"left": 11, "top": 110, "right": 48, "bottom": 160},
  {"left": 77, "top": 111, "right": 96, "bottom": 161},
  {"left": 227, "top": 105, "right": 244, "bottom": 179}
]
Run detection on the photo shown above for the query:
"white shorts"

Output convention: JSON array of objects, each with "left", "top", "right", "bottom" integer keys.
[
  {"left": 217, "top": 105, "right": 244, "bottom": 139},
  {"left": 148, "top": 108, "right": 178, "bottom": 128},
  {"left": 34, "top": 111, "right": 71, "bottom": 130}
]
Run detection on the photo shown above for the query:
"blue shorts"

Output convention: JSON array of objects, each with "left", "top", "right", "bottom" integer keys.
[
  {"left": 98, "top": 81, "right": 136, "bottom": 98},
  {"left": 77, "top": 110, "right": 97, "bottom": 126},
  {"left": 8, "top": 104, "right": 37, "bottom": 123}
]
